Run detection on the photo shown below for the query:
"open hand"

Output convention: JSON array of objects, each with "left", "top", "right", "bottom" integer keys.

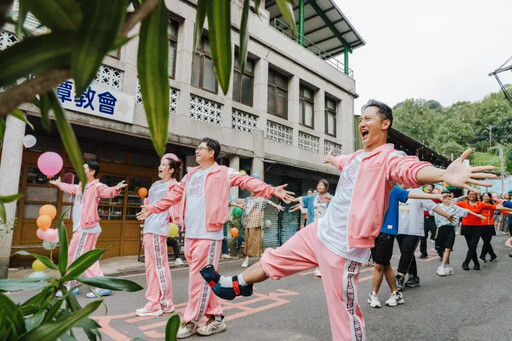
[
  {"left": 447, "top": 214, "right": 457, "bottom": 224},
  {"left": 443, "top": 149, "right": 497, "bottom": 193},
  {"left": 276, "top": 204, "right": 285, "bottom": 212},
  {"left": 115, "top": 180, "right": 127, "bottom": 190},
  {"left": 50, "top": 177, "right": 61, "bottom": 186},
  {"left": 324, "top": 148, "right": 335, "bottom": 164},
  {"left": 136, "top": 205, "right": 151, "bottom": 221},
  {"left": 274, "top": 184, "right": 295, "bottom": 204}
]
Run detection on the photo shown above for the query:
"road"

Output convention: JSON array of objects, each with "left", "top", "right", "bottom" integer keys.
[{"left": 7, "top": 234, "right": 512, "bottom": 340}]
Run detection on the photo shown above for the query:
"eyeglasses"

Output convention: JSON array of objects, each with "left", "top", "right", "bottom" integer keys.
[{"left": 195, "top": 146, "right": 211, "bottom": 152}]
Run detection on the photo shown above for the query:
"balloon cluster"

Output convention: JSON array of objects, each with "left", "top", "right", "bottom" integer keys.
[{"left": 36, "top": 205, "right": 58, "bottom": 244}]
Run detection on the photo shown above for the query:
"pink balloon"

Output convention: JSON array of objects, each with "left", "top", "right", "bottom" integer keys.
[
  {"left": 43, "top": 228, "right": 58, "bottom": 242},
  {"left": 63, "top": 172, "right": 75, "bottom": 184},
  {"left": 36, "top": 228, "right": 46, "bottom": 240},
  {"left": 37, "top": 152, "right": 63, "bottom": 178}
]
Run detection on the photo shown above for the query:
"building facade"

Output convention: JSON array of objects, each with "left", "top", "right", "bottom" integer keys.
[{"left": 1, "top": 0, "right": 365, "bottom": 265}]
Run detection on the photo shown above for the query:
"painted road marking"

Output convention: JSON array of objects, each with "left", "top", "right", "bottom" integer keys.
[{"left": 92, "top": 289, "right": 299, "bottom": 340}]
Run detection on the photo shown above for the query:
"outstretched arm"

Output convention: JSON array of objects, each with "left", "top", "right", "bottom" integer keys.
[
  {"left": 96, "top": 180, "right": 127, "bottom": 198},
  {"left": 137, "top": 180, "right": 186, "bottom": 221},
  {"left": 408, "top": 191, "right": 450, "bottom": 202},
  {"left": 228, "top": 170, "right": 294, "bottom": 203},
  {"left": 266, "top": 200, "right": 284, "bottom": 212},
  {"left": 432, "top": 206, "right": 457, "bottom": 224},
  {"left": 50, "top": 177, "right": 79, "bottom": 195},
  {"left": 416, "top": 149, "right": 496, "bottom": 193}
]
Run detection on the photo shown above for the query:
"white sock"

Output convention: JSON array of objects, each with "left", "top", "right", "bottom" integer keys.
[
  {"left": 238, "top": 274, "right": 248, "bottom": 286},
  {"left": 219, "top": 276, "right": 232, "bottom": 287}
]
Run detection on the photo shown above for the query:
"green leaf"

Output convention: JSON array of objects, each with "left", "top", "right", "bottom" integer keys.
[
  {"left": 0, "top": 293, "right": 26, "bottom": 336},
  {"left": 15, "top": 251, "right": 58, "bottom": 271},
  {"left": 47, "top": 91, "right": 86, "bottom": 189},
  {"left": 44, "top": 298, "right": 64, "bottom": 323},
  {"left": 137, "top": 0, "right": 169, "bottom": 156},
  {"left": 239, "top": 0, "right": 250, "bottom": 75},
  {"left": 60, "top": 294, "right": 99, "bottom": 341},
  {"left": 0, "top": 193, "right": 24, "bottom": 203},
  {"left": 9, "top": 109, "right": 34, "bottom": 130},
  {"left": 275, "top": 0, "right": 296, "bottom": 35},
  {"left": 0, "top": 202, "right": 5, "bottom": 224},
  {"left": 57, "top": 211, "right": 69, "bottom": 276},
  {"left": 0, "top": 118, "right": 6, "bottom": 146},
  {"left": 72, "top": 0, "right": 126, "bottom": 95},
  {"left": 24, "top": 310, "right": 45, "bottom": 332},
  {"left": 36, "top": 93, "right": 52, "bottom": 131},
  {"left": 20, "top": 286, "right": 53, "bottom": 315},
  {"left": 15, "top": 0, "right": 28, "bottom": 39},
  {"left": 206, "top": 0, "right": 232, "bottom": 94},
  {"left": 21, "top": 0, "right": 82, "bottom": 31},
  {"left": 64, "top": 293, "right": 81, "bottom": 312},
  {"left": 77, "top": 276, "right": 143, "bottom": 292},
  {"left": 193, "top": 0, "right": 208, "bottom": 53},
  {"left": 20, "top": 300, "right": 101, "bottom": 341},
  {"left": 0, "top": 278, "right": 48, "bottom": 293},
  {"left": 62, "top": 249, "right": 106, "bottom": 282},
  {"left": 165, "top": 315, "right": 180, "bottom": 341},
  {"left": 254, "top": 0, "right": 261, "bottom": 13},
  {"left": 0, "top": 32, "right": 72, "bottom": 88}
]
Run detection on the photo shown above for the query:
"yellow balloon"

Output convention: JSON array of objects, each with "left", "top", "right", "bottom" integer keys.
[
  {"left": 239, "top": 170, "right": 247, "bottom": 174},
  {"left": 32, "top": 259, "right": 47, "bottom": 272},
  {"left": 169, "top": 223, "right": 179, "bottom": 238}
]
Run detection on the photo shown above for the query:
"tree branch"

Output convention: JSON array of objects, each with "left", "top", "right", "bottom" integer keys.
[{"left": 0, "top": 0, "right": 160, "bottom": 117}]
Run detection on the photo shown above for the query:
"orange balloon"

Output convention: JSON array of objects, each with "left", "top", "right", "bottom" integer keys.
[
  {"left": 39, "top": 204, "right": 57, "bottom": 220},
  {"left": 37, "top": 215, "right": 52, "bottom": 230},
  {"left": 230, "top": 227, "right": 239, "bottom": 238},
  {"left": 138, "top": 187, "right": 148, "bottom": 198}
]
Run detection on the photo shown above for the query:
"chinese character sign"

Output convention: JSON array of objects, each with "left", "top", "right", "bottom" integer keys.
[{"left": 56, "top": 80, "right": 135, "bottom": 124}]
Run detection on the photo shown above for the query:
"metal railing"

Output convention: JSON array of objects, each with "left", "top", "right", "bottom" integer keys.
[{"left": 272, "top": 18, "right": 354, "bottom": 78}]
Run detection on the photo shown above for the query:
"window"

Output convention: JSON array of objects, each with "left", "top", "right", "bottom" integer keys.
[
  {"left": 325, "top": 97, "right": 337, "bottom": 137},
  {"left": 233, "top": 53, "right": 254, "bottom": 106},
  {"left": 267, "top": 69, "right": 288, "bottom": 119},
  {"left": 299, "top": 86, "right": 314, "bottom": 128},
  {"left": 191, "top": 37, "right": 217, "bottom": 93},
  {"left": 168, "top": 19, "right": 178, "bottom": 79}
]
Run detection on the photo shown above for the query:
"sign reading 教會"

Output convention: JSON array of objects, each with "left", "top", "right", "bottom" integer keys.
[{"left": 56, "top": 80, "right": 135, "bottom": 124}]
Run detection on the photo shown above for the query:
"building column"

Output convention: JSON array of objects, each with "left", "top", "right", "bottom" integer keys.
[
  {"left": 176, "top": 18, "right": 195, "bottom": 118},
  {"left": 314, "top": 88, "right": 325, "bottom": 138},
  {"left": 229, "top": 155, "right": 240, "bottom": 200},
  {"left": 344, "top": 46, "right": 350, "bottom": 75},
  {"left": 252, "top": 129, "right": 265, "bottom": 181},
  {"left": 253, "top": 58, "right": 269, "bottom": 131},
  {"left": 288, "top": 75, "right": 300, "bottom": 146},
  {"left": 0, "top": 115, "right": 25, "bottom": 278}
]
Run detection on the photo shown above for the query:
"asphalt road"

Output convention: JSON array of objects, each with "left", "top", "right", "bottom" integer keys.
[{"left": 7, "top": 234, "right": 512, "bottom": 341}]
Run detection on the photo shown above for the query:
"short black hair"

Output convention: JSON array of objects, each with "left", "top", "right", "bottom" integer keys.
[
  {"left": 361, "top": 99, "right": 393, "bottom": 128},
  {"left": 441, "top": 190, "right": 452, "bottom": 195},
  {"left": 201, "top": 137, "right": 221, "bottom": 160},
  {"left": 318, "top": 179, "right": 329, "bottom": 190},
  {"left": 85, "top": 159, "right": 100, "bottom": 177}
]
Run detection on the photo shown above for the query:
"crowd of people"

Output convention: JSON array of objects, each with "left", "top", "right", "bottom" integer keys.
[{"left": 48, "top": 99, "right": 508, "bottom": 340}]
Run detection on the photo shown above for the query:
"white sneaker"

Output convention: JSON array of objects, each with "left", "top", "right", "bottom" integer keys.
[
  {"left": 177, "top": 321, "right": 198, "bottom": 339},
  {"left": 367, "top": 292, "right": 381, "bottom": 308},
  {"left": 221, "top": 254, "right": 232, "bottom": 259},
  {"left": 56, "top": 288, "right": 79, "bottom": 298},
  {"left": 445, "top": 265, "right": 454, "bottom": 275},
  {"left": 313, "top": 268, "right": 322, "bottom": 277},
  {"left": 86, "top": 288, "right": 112, "bottom": 298},
  {"left": 196, "top": 317, "right": 227, "bottom": 336},
  {"left": 136, "top": 307, "right": 163, "bottom": 317},
  {"left": 436, "top": 265, "right": 446, "bottom": 276},
  {"left": 385, "top": 291, "right": 404, "bottom": 307},
  {"left": 162, "top": 306, "right": 176, "bottom": 314},
  {"left": 241, "top": 257, "right": 249, "bottom": 268},
  {"left": 175, "top": 258, "right": 183, "bottom": 266}
]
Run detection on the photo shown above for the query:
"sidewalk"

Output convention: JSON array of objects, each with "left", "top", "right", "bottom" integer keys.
[{"left": 7, "top": 254, "right": 241, "bottom": 279}]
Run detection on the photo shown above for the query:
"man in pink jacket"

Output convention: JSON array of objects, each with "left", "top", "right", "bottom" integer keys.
[
  {"left": 201, "top": 100, "right": 496, "bottom": 341},
  {"left": 137, "top": 137, "right": 293, "bottom": 339},
  {"left": 51, "top": 160, "right": 127, "bottom": 298}
]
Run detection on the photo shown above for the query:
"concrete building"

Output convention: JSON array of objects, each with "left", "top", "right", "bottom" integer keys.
[{"left": 0, "top": 0, "right": 366, "bottom": 265}]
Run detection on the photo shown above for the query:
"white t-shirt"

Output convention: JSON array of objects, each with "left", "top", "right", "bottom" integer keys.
[
  {"left": 73, "top": 182, "right": 101, "bottom": 234},
  {"left": 144, "top": 180, "right": 174, "bottom": 236},
  {"left": 184, "top": 167, "right": 224, "bottom": 240},
  {"left": 313, "top": 196, "right": 328, "bottom": 222},
  {"left": 317, "top": 152, "right": 371, "bottom": 264},
  {"left": 398, "top": 188, "right": 438, "bottom": 236}
]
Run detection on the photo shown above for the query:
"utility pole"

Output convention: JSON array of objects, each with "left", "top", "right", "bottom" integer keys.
[{"left": 499, "top": 145, "right": 505, "bottom": 193}]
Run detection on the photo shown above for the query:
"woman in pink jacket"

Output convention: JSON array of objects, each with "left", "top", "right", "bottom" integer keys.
[
  {"left": 51, "top": 160, "right": 126, "bottom": 298},
  {"left": 202, "top": 100, "right": 497, "bottom": 341},
  {"left": 136, "top": 153, "right": 181, "bottom": 317}
]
